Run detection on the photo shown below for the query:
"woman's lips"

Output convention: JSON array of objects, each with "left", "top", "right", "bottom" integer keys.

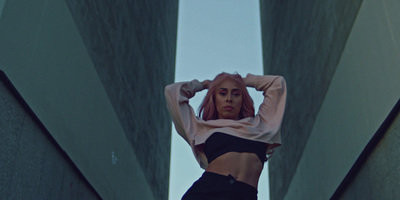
[{"left": 224, "top": 106, "right": 234, "bottom": 111}]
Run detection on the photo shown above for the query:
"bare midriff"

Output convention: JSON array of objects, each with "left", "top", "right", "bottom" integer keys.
[{"left": 205, "top": 152, "right": 263, "bottom": 189}]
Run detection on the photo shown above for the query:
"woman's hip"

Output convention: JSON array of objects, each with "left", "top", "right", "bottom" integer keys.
[{"left": 182, "top": 171, "right": 258, "bottom": 200}]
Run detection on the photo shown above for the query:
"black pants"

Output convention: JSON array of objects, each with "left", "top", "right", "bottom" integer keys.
[{"left": 182, "top": 172, "right": 258, "bottom": 200}]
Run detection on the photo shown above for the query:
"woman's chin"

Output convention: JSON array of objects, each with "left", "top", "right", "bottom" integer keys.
[{"left": 219, "top": 114, "right": 239, "bottom": 120}]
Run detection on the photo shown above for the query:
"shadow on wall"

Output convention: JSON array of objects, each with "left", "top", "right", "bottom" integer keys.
[{"left": 0, "top": 71, "right": 101, "bottom": 200}]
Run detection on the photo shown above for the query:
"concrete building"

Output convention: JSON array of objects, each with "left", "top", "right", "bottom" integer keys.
[
  {"left": 260, "top": 0, "right": 400, "bottom": 199},
  {"left": 2, "top": 0, "right": 399, "bottom": 199},
  {"left": 0, "top": 0, "right": 178, "bottom": 199}
]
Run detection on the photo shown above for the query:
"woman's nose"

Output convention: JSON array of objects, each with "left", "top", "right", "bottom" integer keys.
[{"left": 226, "top": 95, "right": 232, "bottom": 102}]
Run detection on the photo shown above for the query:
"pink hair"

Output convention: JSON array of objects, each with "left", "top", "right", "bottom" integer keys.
[{"left": 199, "top": 72, "right": 255, "bottom": 121}]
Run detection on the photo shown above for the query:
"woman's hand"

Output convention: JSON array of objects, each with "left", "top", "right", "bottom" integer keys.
[
  {"left": 243, "top": 73, "right": 255, "bottom": 88},
  {"left": 201, "top": 80, "right": 211, "bottom": 89}
]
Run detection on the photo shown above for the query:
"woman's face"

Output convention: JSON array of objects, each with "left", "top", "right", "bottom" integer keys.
[{"left": 215, "top": 79, "right": 243, "bottom": 120}]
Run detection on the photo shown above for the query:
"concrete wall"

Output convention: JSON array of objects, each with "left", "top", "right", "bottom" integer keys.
[
  {"left": 0, "top": 72, "right": 100, "bottom": 200},
  {"left": 338, "top": 107, "right": 400, "bottom": 199},
  {"left": 65, "top": 2, "right": 178, "bottom": 199},
  {"left": 260, "top": 0, "right": 400, "bottom": 199},
  {"left": 0, "top": 0, "right": 5, "bottom": 17},
  {"left": 0, "top": 0, "right": 177, "bottom": 199},
  {"left": 259, "top": 0, "right": 363, "bottom": 199}
]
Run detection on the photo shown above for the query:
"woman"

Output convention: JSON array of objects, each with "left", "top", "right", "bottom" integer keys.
[{"left": 165, "top": 72, "right": 286, "bottom": 200}]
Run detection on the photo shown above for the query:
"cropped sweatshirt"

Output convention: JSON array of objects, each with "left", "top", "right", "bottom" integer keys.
[{"left": 164, "top": 73, "right": 287, "bottom": 169}]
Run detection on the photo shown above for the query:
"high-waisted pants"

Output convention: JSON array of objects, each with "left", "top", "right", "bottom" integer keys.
[{"left": 182, "top": 171, "right": 258, "bottom": 200}]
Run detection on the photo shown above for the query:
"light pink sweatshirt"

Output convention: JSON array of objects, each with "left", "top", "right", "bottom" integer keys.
[{"left": 164, "top": 73, "right": 287, "bottom": 169}]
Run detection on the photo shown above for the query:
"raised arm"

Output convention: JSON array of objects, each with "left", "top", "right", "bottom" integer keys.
[
  {"left": 164, "top": 80, "right": 205, "bottom": 144},
  {"left": 244, "top": 73, "right": 287, "bottom": 138}
]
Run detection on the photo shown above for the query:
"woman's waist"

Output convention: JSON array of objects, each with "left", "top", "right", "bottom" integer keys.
[{"left": 205, "top": 152, "right": 263, "bottom": 188}]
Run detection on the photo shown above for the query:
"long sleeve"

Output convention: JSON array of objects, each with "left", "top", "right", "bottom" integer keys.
[
  {"left": 245, "top": 73, "right": 287, "bottom": 148},
  {"left": 164, "top": 80, "right": 204, "bottom": 145},
  {"left": 165, "top": 74, "right": 287, "bottom": 168}
]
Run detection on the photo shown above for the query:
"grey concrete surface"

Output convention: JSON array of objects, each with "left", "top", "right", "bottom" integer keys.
[
  {"left": 339, "top": 112, "right": 400, "bottom": 199},
  {"left": 270, "top": 0, "right": 400, "bottom": 197},
  {"left": 259, "top": 1, "right": 363, "bottom": 199},
  {"left": 0, "top": 0, "right": 176, "bottom": 198},
  {"left": 65, "top": 1, "right": 178, "bottom": 199},
  {"left": 0, "top": 75, "right": 100, "bottom": 200}
]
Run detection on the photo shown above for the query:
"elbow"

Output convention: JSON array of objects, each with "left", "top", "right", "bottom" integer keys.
[
  {"left": 164, "top": 86, "right": 169, "bottom": 99},
  {"left": 274, "top": 76, "right": 287, "bottom": 98},
  {"left": 164, "top": 85, "right": 176, "bottom": 103},
  {"left": 274, "top": 76, "right": 286, "bottom": 90},
  {"left": 277, "top": 76, "right": 286, "bottom": 85},
  {"left": 164, "top": 84, "right": 174, "bottom": 97}
]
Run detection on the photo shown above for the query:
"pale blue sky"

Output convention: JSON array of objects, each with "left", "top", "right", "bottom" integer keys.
[{"left": 169, "top": 1, "right": 270, "bottom": 199}]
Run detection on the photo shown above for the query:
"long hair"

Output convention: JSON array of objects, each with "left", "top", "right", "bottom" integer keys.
[{"left": 199, "top": 72, "right": 255, "bottom": 121}]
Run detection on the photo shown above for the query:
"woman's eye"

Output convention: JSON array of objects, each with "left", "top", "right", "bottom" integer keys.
[
  {"left": 233, "top": 92, "right": 240, "bottom": 96},
  {"left": 219, "top": 92, "right": 227, "bottom": 96}
]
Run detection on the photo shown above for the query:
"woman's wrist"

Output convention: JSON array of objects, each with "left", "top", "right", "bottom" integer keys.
[
  {"left": 201, "top": 80, "right": 211, "bottom": 89},
  {"left": 244, "top": 73, "right": 256, "bottom": 87}
]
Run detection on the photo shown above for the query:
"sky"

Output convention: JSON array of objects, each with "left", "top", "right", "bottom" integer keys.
[{"left": 169, "top": 1, "right": 270, "bottom": 200}]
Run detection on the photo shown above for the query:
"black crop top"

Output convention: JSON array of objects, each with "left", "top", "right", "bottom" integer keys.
[{"left": 204, "top": 132, "right": 267, "bottom": 164}]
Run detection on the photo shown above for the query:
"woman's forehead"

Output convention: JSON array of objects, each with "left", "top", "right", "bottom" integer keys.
[{"left": 217, "top": 79, "right": 241, "bottom": 89}]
